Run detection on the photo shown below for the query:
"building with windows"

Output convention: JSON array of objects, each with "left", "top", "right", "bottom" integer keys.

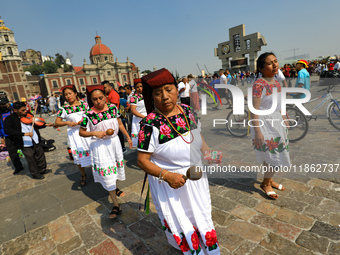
[
  {"left": 0, "top": 19, "right": 39, "bottom": 101},
  {"left": 43, "top": 35, "right": 140, "bottom": 94}
]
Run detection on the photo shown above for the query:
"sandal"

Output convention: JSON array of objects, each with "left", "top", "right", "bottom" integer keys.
[
  {"left": 260, "top": 184, "right": 278, "bottom": 200},
  {"left": 109, "top": 206, "right": 122, "bottom": 219},
  {"left": 271, "top": 181, "right": 286, "bottom": 191},
  {"left": 116, "top": 188, "right": 125, "bottom": 197},
  {"left": 80, "top": 174, "right": 86, "bottom": 186}
]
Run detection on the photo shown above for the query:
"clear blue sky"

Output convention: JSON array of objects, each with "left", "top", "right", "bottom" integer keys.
[{"left": 2, "top": 0, "right": 339, "bottom": 76}]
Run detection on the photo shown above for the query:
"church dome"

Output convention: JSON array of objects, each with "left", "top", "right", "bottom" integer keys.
[
  {"left": 0, "top": 20, "right": 10, "bottom": 31},
  {"left": 89, "top": 35, "right": 112, "bottom": 57}
]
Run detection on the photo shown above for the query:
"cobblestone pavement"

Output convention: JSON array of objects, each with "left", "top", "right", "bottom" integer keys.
[{"left": 0, "top": 77, "right": 339, "bottom": 254}]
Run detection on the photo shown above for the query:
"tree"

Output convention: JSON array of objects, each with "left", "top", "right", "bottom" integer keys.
[
  {"left": 55, "top": 53, "right": 65, "bottom": 67},
  {"left": 26, "top": 64, "right": 44, "bottom": 75},
  {"left": 43, "top": 61, "right": 58, "bottom": 74},
  {"left": 63, "top": 63, "right": 73, "bottom": 72},
  {"left": 23, "top": 66, "right": 31, "bottom": 72},
  {"left": 141, "top": 70, "right": 152, "bottom": 75}
]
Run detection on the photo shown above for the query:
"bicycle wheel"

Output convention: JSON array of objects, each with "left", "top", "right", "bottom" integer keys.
[
  {"left": 285, "top": 107, "right": 309, "bottom": 142},
  {"left": 328, "top": 101, "right": 340, "bottom": 131},
  {"left": 226, "top": 109, "right": 249, "bottom": 137}
]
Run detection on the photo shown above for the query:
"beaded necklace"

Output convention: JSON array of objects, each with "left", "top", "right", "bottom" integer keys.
[{"left": 156, "top": 105, "right": 194, "bottom": 144}]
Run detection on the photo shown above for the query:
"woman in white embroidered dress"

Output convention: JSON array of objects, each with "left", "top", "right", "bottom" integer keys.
[
  {"left": 251, "top": 52, "right": 290, "bottom": 199},
  {"left": 55, "top": 85, "right": 91, "bottom": 186},
  {"left": 79, "top": 85, "right": 132, "bottom": 218},
  {"left": 137, "top": 68, "right": 220, "bottom": 255},
  {"left": 130, "top": 79, "right": 147, "bottom": 147}
]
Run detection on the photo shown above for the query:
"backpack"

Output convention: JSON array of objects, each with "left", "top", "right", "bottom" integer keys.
[{"left": 40, "top": 137, "right": 56, "bottom": 152}]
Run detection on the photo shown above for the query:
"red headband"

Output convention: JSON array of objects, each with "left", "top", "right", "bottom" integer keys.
[
  {"left": 60, "top": 84, "right": 77, "bottom": 92},
  {"left": 133, "top": 78, "right": 142, "bottom": 85},
  {"left": 86, "top": 84, "right": 104, "bottom": 94},
  {"left": 141, "top": 68, "right": 175, "bottom": 88}
]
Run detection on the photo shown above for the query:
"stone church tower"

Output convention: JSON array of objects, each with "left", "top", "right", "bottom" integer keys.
[
  {"left": 0, "top": 18, "right": 29, "bottom": 101},
  {"left": 0, "top": 19, "right": 21, "bottom": 62}
]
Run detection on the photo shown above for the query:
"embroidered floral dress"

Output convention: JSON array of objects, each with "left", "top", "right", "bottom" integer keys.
[
  {"left": 130, "top": 93, "right": 147, "bottom": 147},
  {"left": 138, "top": 104, "right": 220, "bottom": 255},
  {"left": 57, "top": 102, "right": 91, "bottom": 167},
  {"left": 251, "top": 79, "right": 291, "bottom": 166},
  {"left": 80, "top": 104, "right": 125, "bottom": 191}
]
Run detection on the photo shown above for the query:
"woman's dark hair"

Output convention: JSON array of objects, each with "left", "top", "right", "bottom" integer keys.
[
  {"left": 62, "top": 86, "right": 78, "bottom": 97},
  {"left": 13, "top": 101, "right": 26, "bottom": 110},
  {"left": 256, "top": 52, "right": 276, "bottom": 78},
  {"left": 90, "top": 89, "right": 105, "bottom": 98}
]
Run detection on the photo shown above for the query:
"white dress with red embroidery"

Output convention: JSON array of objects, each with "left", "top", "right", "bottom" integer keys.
[
  {"left": 130, "top": 94, "right": 147, "bottom": 147},
  {"left": 80, "top": 104, "right": 125, "bottom": 191},
  {"left": 138, "top": 105, "right": 220, "bottom": 255},
  {"left": 250, "top": 78, "right": 291, "bottom": 166},
  {"left": 57, "top": 102, "right": 91, "bottom": 167}
]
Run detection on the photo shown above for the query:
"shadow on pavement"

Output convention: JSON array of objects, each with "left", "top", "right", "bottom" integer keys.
[{"left": 97, "top": 200, "right": 182, "bottom": 254}]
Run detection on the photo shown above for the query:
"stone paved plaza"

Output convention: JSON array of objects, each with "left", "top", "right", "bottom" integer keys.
[{"left": 0, "top": 78, "right": 339, "bottom": 254}]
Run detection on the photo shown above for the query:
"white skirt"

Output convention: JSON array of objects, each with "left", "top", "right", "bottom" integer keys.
[
  {"left": 131, "top": 115, "right": 142, "bottom": 147},
  {"left": 148, "top": 164, "right": 220, "bottom": 254},
  {"left": 250, "top": 111, "right": 291, "bottom": 166},
  {"left": 90, "top": 135, "right": 125, "bottom": 191},
  {"left": 68, "top": 127, "right": 91, "bottom": 167}
]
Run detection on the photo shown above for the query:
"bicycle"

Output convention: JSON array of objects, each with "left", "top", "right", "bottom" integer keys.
[
  {"left": 226, "top": 106, "right": 309, "bottom": 142},
  {"left": 290, "top": 85, "right": 340, "bottom": 131}
]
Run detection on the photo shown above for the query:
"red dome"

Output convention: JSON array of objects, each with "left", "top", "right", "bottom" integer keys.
[
  {"left": 90, "top": 35, "right": 113, "bottom": 57},
  {"left": 90, "top": 44, "right": 112, "bottom": 57}
]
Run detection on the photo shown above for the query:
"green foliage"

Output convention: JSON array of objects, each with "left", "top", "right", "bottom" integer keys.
[
  {"left": 24, "top": 61, "right": 59, "bottom": 75},
  {"left": 23, "top": 66, "right": 31, "bottom": 72},
  {"left": 26, "top": 64, "right": 44, "bottom": 75},
  {"left": 55, "top": 53, "right": 65, "bottom": 67},
  {"left": 141, "top": 70, "right": 152, "bottom": 75},
  {"left": 43, "top": 61, "right": 58, "bottom": 73},
  {"left": 63, "top": 63, "right": 73, "bottom": 72}
]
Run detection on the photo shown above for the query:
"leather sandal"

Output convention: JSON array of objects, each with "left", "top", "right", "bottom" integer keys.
[
  {"left": 80, "top": 174, "right": 86, "bottom": 186},
  {"left": 260, "top": 184, "right": 278, "bottom": 200},
  {"left": 109, "top": 206, "right": 122, "bottom": 219},
  {"left": 271, "top": 181, "right": 286, "bottom": 191},
  {"left": 116, "top": 188, "right": 125, "bottom": 197}
]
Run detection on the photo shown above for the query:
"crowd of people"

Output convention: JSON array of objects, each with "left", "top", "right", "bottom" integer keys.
[{"left": 0, "top": 52, "right": 322, "bottom": 254}]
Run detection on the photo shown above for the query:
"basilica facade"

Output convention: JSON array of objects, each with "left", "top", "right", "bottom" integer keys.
[
  {"left": 43, "top": 35, "right": 140, "bottom": 95},
  {"left": 0, "top": 18, "right": 140, "bottom": 100}
]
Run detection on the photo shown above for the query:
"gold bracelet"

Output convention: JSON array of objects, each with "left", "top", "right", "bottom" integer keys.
[
  {"left": 161, "top": 171, "right": 169, "bottom": 182},
  {"left": 158, "top": 168, "right": 164, "bottom": 183}
]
